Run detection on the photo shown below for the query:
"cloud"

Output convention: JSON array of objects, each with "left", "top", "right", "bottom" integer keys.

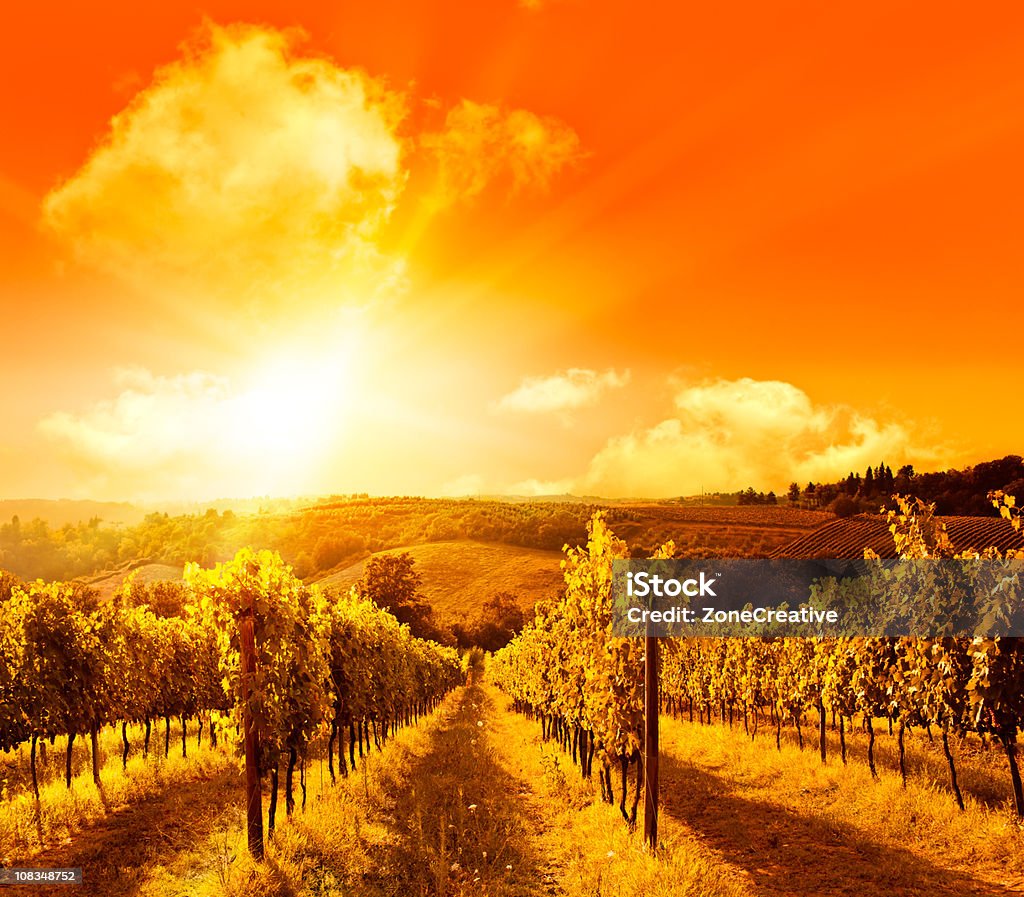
[
  {"left": 440, "top": 473, "right": 486, "bottom": 496},
  {"left": 495, "top": 368, "right": 629, "bottom": 416},
  {"left": 505, "top": 477, "right": 576, "bottom": 496},
  {"left": 39, "top": 364, "right": 348, "bottom": 500},
  {"left": 575, "top": 378, "right": 944, "bottom": 498},
  {"left": 422, "top": 100, "right": 582, "bottom": 205},
  {"left": 42, "top": 23, "right": 407, "bottom": 316}
]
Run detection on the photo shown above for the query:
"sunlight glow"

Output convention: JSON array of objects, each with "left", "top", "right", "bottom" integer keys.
[{"left": 225, "top": 347, "right": 359, "bottom": 475}]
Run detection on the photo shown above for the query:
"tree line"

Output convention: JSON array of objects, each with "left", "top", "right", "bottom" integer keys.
[
  {"left": 0, "top": 497, "right": 596, "bottom": 583},
  {"left": 787, "top": 455, "right": 1024, "bottom": 517}
]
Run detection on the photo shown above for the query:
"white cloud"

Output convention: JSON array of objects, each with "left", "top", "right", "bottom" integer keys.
[
  {"left": 495, "top": 368, "right": 630, "bottom": 415},
  {"left": 440, "top": 474, "right": 487, "bottom": 497},
  {"left": 422, "top": 100, "right": 582, "bottom": 206},
  {"left": 575, "top": 377, "right": 943, "bottom": 498},
  {"left": 41, "top": 368, "right": 230, "bottom": 468},
  {"left": 39, "top": 362, "right": 351, "bottom": 501},
  {"left": 42, "top": 23, "right": 407, "bottom": 316},
  {"left": 505, "top": 478, "right": 576, "bottom": 496}
]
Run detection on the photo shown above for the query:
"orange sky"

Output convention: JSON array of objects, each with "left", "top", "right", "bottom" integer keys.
[{"left": 2, "top": 1, "right": 1022, "bottom": 502}]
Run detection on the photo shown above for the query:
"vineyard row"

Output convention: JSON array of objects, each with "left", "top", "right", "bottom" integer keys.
[
  {"left": 491, "top": 494, "right": 1024, "bottom": 820},
  {"left": 0, "top": 548, "right": 462, "bottom": 830}
]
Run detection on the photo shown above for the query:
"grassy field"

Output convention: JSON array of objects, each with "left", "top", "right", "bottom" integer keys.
[
  {"left": 7, "top": 680, "right": 1024, "bottom": 896},
  {"left": 9, "top": 686, "right": 751, "bottom": 897},
  {"left": 314, "top": 540, "right": 565, "bottom": 621},
  {"left": 479, "top": 684, "right": 753, "bottom": 897},
  {"left": 655, "top": 712, "right": 1024, "bottom": 896},
  {"left": 0, "top": 718, "right": 237, "bottom": 868},
  {"left": 8, "top": 688, "right": 552, "bottom": 897},
  {"left": 83, "top": 562, "right": 186, "bottom": 603},
  {"left": 605, "top": 505, "right": 829, "bottom": 557}
]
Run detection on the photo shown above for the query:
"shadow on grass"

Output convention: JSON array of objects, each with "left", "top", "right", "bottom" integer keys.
[
  {"left": 658, "top": 748, "right": 1018, "bottom": 897},
  {"left": 668, "top": 711, "right": 1015, "bottom": 810},
  {"left": 26, "top": 767, "right": 241, "bottom": 897}
]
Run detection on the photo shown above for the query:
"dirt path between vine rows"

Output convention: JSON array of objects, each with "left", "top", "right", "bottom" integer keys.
[
  {"left": 361, "top": 685, "right": 565, "bottom": 897},
  {"left": 11, "top": 689, "right": 566, "bottom": 897}
]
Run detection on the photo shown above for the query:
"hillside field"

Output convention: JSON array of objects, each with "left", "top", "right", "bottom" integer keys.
[
  {"left": 3, "top": 502, "right": 832, "bottom": 619},
  {"left": 605, "top": 503, "right": 828, "bottom": 556},
  {"left": 83, "top": 562, "right": 186, "bottom": 604},
  {"left": 314, "top": 539, "right": 565, "bottom": 621}
]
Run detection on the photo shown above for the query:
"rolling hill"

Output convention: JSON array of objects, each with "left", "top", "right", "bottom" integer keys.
[
  {"left": 606, "top": 504, "right": 829, "bottom": 556},
  {"left": 74, "top": 540, "right": 565, "bottom": 621},
  {"left": 0, "top": 499, "right": 147, "bottom": 528},
  {"left": 314, "top": 539, "right": 564, "bottom": 622},
  {"left": 770, "top": 513, "right": 1024, "bottom": 558},
  {"left": 82, "top": 562, "right": 186, "bottom": 603}
]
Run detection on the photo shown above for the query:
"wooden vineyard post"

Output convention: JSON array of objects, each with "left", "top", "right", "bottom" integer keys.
[
  {"left": 643, "top": 624, "right": 659, "bottom": 851},
  {"left": 239, "top": 611, "right": 264, "bottom": 860}
]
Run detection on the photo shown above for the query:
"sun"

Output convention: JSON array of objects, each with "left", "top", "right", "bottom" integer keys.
[{"left": 224, "top": 349, "right": 358, "bottom": 477}]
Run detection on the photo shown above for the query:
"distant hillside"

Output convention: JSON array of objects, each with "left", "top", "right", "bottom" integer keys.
[
  {"left": 606, "top": 504, "right": 829, "bottom": 556},
  {"left": 82, "top": 562, "right": 185, "bottom": 603},
  {"left": 771, "top": 514, "right": 1024, "bottom": 559},
  {"left": 314, "top": 540, "right": 564, "bottom": 622},
  {"left": 0, "top": 495, "right": 851, "bottom": 585},
  {"left": 0, "top": 499, "right": 146, "bottom": 528}
]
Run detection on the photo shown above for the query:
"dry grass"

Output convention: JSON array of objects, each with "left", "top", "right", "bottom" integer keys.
[
  {"left": 657, "top": 712, "right": 1024, "bottom": 895},
  {"left": 110, "top": 687, "right": 563, "bottom": 897},
  {"left": 222, "top": 685, "right": 752, "bottom": 897},
  {"left": 1, "top": 702, "right": 465, "bottom": 896},
  {"left": 479, "top": 684, "right": 1024, "bottom": 897},
  {"left": 221, "top": 687, "right": 572, "bottom": 897},
  {"left": 314, "top": 540, "right": 564, "bottom": 620},
  {"left": 0, "top": 720, "right": 237, "bottom": 880},
  {"left": 32, "top": 685, "right": 748, "bottom": 897},
  {"left": 12, "top": 685, "right": 1019, "bottom": 897},
  {"left": 480, "top": 684, "right": 752, "bottom": 897}
]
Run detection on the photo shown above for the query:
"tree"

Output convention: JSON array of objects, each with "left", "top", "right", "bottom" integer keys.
[
  {"left": 357, "top": 553, "right": 433, "bottom": 637},
  {"left": 787, "top": 483, "right": 801, "bottom": 503},
  {"left": 830, "top": 496, "right": 859, "bottom": 518},
  {"left": 14, "top": 581, "right": 108, "bottom": 787},
  {"left": 473, "top": 591, "right": 527, "bottom": 651},
  {"left": 313, "top": 531, "right": 365, "bottom": 572},
  {"left": 0, "top": 570, "right": 22, "bottom": 602}
]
